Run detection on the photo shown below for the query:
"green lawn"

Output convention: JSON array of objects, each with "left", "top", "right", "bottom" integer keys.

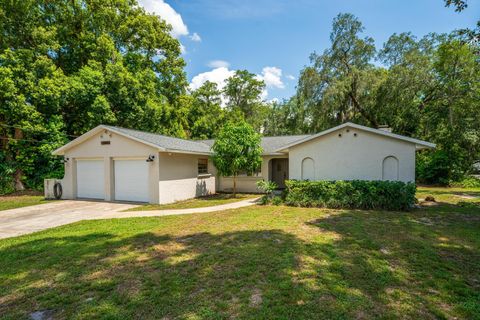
[
  {"left": 0, "top": 194, "right": 50, "bottom": 211},
  {"left": 127, "top": 193, "right": 259, "bottom": 211},
  {"left": 417, "top": 185, "right": 480, "bottom": 204},
  {"left": 0, "top": 187, "right": 479, "bottom": 319}
]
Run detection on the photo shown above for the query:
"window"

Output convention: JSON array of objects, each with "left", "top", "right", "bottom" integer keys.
[{"left": 198, "top": 159, "right": 208, "bottom": 174}]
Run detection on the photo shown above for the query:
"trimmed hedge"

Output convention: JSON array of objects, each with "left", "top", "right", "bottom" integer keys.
[{"left": 285, "top": 180, "right": 416, "bottom": 211}]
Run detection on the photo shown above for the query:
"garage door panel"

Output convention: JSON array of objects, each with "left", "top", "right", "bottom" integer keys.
[
  {"left": 114, "top": 160, "right": 149, "bottom": 202},
  {"left": 77, "top": 160, "right": 105, "bottom": 199}
]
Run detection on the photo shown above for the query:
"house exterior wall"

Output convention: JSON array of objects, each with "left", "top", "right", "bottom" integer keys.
[
  {"left": 217, "top": 155, "right": 288, "bottom": 193},
  {"left": 52, "top": 130, "right": 160, "bottom": 203},
  {"left": 158, "top": 153, "right": 215, "bottom": 204},
  {"left": 288, "top": 128, "right": 416, "bottom": 183}
]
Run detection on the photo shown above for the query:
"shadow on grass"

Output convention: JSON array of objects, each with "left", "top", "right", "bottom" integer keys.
[
  {"left": 307, "top": 206, "right": 480, "bottom": 319},
  {"left": 0, "top": 204, "right": 479, "bottom": 319},
  {"left": 0, "top": 228, "right": 403, "bottom": 319}
]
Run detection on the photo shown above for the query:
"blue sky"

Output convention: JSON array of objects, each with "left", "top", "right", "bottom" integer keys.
[{"left": 139, "top": 0, "right": 479, "bottom": 101}]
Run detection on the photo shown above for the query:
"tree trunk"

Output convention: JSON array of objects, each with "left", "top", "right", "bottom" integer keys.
[
  {"left": 13, "top": 128, "right": 25, "bottom": 191},
  {"left": 233, "top": 174, "right": 237, "bottom": 198}
]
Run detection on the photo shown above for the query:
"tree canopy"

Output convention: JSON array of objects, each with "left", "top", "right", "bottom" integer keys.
[
  {"left": 212, "top": 122, "right": 262, "bottom": 197},
  {"left": 0, "top": 3, "right": 478, "bottom": 192},
  {"left": 0, "top": 0, "right": 188, "bottom": 191},
  {"left": 272, "top": 13, "right": 480, "bottom": 184}
]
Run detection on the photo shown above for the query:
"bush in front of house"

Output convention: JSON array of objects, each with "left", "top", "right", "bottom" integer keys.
[
  {"left": 256, "top": 180, "right": 278, "bottom": 205},
  {"left": 451, "top": 176, "right": 480, "bottom": 188},
  {"left": 284, "top": 180, "right": 416, "bottom": 211}
]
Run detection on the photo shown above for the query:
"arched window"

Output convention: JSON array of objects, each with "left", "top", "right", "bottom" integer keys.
[
  {"left": 382, "top": 156, "right": 399, "bottom": 181},
  {"left": 301, "top": 157, "right": 315, "bottom": 180}
]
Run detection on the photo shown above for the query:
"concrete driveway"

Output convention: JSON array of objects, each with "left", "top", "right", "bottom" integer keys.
[
  {"left": 0, "top": 201, "right": 138, "bottom": 239},
  {"left": 0, "top": 198, "right": 259, "bottom": 239}
]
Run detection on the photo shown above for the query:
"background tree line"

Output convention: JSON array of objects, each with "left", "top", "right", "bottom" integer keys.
[{"left": 0, "top": 0, "right": 478, "bottom": 193}]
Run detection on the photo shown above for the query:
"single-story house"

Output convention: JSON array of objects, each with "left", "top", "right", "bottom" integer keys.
[{"left": 45, "top": 122, "right": 435, "bottom": 204}]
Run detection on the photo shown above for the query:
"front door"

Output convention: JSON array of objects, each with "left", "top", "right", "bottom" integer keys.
[{"left": 271, "top": 158, "right": 288, "bottom": 189}]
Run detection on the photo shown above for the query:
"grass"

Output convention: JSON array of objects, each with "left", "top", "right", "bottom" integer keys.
[
  {"left": 0, "top": 192, "right": 50, "bottom": 211},
  {"left": 417, "top": 185, "right": 480, "bottom": 204},
  {"left": 127, "top": 193, "right": 259, "bottom": 211},
  {"left": 0, "top": 187, "right": 479, "bottom": 319}
]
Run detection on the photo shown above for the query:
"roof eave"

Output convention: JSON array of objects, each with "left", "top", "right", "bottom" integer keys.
[
  {"left": 52, "top": 125, "right": 105, "bottom": 156},
  {"left": 416, "top": 143, "right": 436, "bottom": 150},
  {"left": 262, "top": 152, "right": 288, "bottom": 156},
  {"left": 274, "top": 122, "right": 436, "bottom": 152},
  {"left": 163, "top": 149, "right": 212, "bottom": 156},
  {"left": 52, "top": 125, "right": 167, "bottom": 156}
]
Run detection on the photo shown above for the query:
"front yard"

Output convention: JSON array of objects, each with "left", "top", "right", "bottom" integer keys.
[
  {"left": 127, "top": 193, "right": 259, "bottom": 211},
  {"left": 0, "top": 187, "right": 479, "bottom": 319},
  {"left": 0, "top": 192, "right": 49, "bottom": 211}
]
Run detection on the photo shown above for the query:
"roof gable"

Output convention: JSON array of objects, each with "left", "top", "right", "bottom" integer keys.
[
  {"left": 53, "top": 125, "right": 212, "bottom": 156},
  {"left": 275, "top": 122, "right": 435, "bottom": 152}
]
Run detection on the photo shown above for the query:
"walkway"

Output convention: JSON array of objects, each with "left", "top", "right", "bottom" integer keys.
[{"left": 0, "top": 198, "right": 259, "bottom": 239}]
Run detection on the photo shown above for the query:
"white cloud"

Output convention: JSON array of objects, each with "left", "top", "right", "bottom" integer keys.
[
  {"left": 138, "top": 0, "right": 188, "bottom": 38},
  {"left": 190, "top": 65, "right": 287, "bottom": 104},
  {"left": 190, "top": 32, "right": 202, "bottom": 42},
  {"left": 259, "top": 89, "right": 268, "bottom": 101},
  {"left": 286, "top": 74, "right": 296, "bottom": 80},
  {"left": 180, "top": 43, "right": 187, "bottom": 54},
  {"left": 189, "top": 67, "right": 235, "bottom": 92},
  {"left": 207, "top": 60, "right": 230, "bottom": 68},
  {"left": 258, "top": 66, "right": 285, "bottom": 89}
]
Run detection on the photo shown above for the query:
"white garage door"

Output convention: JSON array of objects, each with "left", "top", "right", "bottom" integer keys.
[
  {"left": 76, "top": 160, "right": 105, "bottom": 199},
  {"left": 114, "top": 159, "right": 149, "bottom": 202}
]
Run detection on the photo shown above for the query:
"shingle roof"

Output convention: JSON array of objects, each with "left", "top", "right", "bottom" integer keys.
[
  {"left": 108, "top": 127, "right": 310, "bottom": 155},
  {"left": 104, "top": 126, "right": 212, "bottom": 154},
  {"left": 53, "top": 124, "right": 311, "bottom": 156},
  {"left": 259, "top": 135, "right": 311, "bottom": 154},
  {"left": 200, "top": 135, "right": 311, "bottom": 155}
]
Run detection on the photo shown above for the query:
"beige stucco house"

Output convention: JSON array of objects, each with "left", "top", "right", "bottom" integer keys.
[{"left": 46, "top": 122, "right": 435, "bottom": 204}]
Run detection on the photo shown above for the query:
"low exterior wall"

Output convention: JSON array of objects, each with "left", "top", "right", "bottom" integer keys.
[
  {"left": 158, "top": 175, "right": 216, "bottom": 204},
  {"left": 218, "top": 176, "right": 263, "bottom": 193},
  {"left": 44, "top": 178, "right": 65, "bottom": 199}
]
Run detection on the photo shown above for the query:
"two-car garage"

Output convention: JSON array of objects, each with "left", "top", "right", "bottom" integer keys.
[
  {"left": 51, "top": 125, "right": 217, "bottom": 204},
  {"left": 76, "top": 159, "right": 150, "bottom": 202}
]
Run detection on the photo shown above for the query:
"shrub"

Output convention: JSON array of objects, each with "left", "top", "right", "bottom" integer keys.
[
  {"left": 416, "top": 150, "right": 464, "bottom": 185},
  {"left": 451, "top": 176, "right": 480, "bottom": 188},
  {"left": 256, "top": 180, "right": 278, "bottom": 196},
  {"left": 284, "top": 180, "right": 416, "bottom": 211},
  {"left": 258, "top": 195, "right": 271, "bottom": 205},
  {"left": 271, "top": 196, "right": 283, "bottom": 206},
  {"left": 0, "top": 153, "right": 15, "bottom": 195},
  {"left": 256, "top": 180, "right": 278, "bottom": 205}
]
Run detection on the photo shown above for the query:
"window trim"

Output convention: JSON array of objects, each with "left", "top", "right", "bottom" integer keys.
[{"left": 198, "top": 158, "right": 209, "bottom": 175}]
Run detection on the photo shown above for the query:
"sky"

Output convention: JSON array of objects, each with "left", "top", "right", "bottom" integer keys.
[{"left": 138, "top": 0, "right": 479, "bottom": 101}]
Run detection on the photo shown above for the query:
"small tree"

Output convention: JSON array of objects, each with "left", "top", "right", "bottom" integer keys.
[{"left": 212, "top": 122, "right": 262, "bottom": 197}]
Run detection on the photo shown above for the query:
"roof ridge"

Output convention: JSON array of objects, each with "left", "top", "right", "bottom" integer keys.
[
  {"left": 103, "top": 125, "right": 211, "bottom": 147},
  {"left": 261, "top": 134, "right": 311, "bottom": 138}
]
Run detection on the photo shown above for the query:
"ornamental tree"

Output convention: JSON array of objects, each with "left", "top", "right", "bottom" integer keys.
[{"left": 212, "top": 122, "right": 262, "bottom": 197}]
